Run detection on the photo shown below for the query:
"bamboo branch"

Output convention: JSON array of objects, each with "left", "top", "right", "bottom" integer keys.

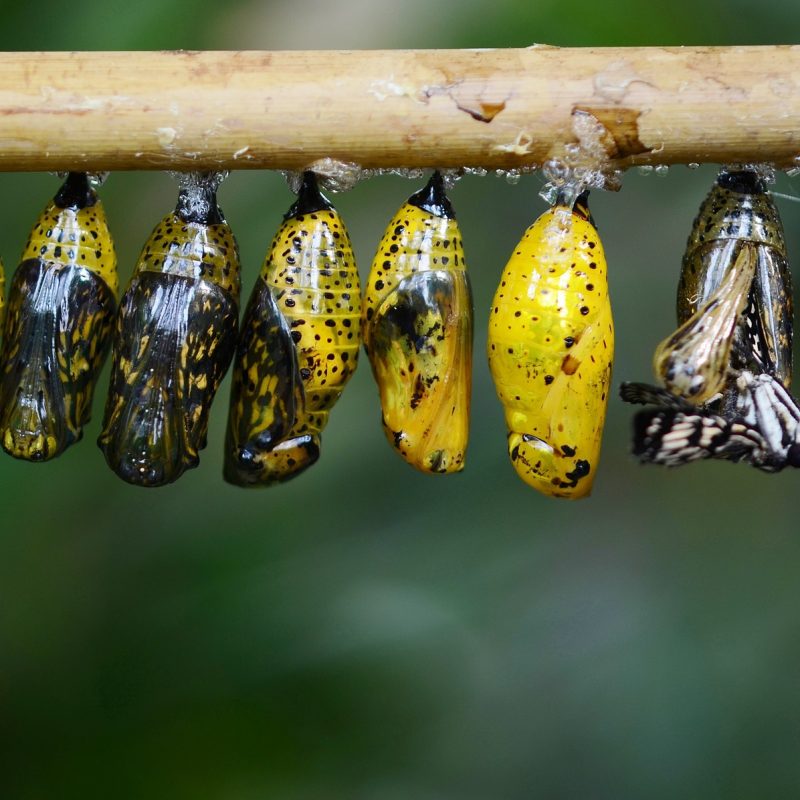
[{"left": 0, "top": 47, "right": 797, "bottom": 172}]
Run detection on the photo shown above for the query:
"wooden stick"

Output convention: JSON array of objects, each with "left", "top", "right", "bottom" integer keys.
[{"left": 0, "top": 48, "right": 797, "bottom": 172}]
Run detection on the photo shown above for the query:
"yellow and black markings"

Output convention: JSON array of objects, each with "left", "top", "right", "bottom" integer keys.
[
  {"left": 0, "top": 172, "right": 117, "bottom": 461},
  {"left": 362, "top": 171, "right": 473, "bottom": 475},
  {"left": 98, "top": 175, "right": 240, "bottom": 487},
  {"left": 225, "top": 171, "right": 361, "bottom": 486},
  {"left": 487, "top": 191, "right": 613, "bottom": 499}
]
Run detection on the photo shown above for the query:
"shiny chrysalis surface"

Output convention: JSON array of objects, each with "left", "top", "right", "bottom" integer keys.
[
  {"left": 0, "top": 172, "right": 117, "bottom": 461},
  {"left": 654, "top": 245, "right": 756, "bottom": 404},
  {"left": 487, "top": 192, "right": 613, "bottom": 499},
  {"left": 678, "top": 169, "right": 793, "bottom": 391},
  {"left": 99, "top": 173, "right": 240, "bottom": 487},
  {"left": 225, "top": 171, "right": 361, "bottom": 486},
  {"left": 362, "top": 171, "right": 472, "bottom": 474}
]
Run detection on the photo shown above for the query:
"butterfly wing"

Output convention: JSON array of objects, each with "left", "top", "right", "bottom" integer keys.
[
  {"left": 742, "top": 245, "right": 794, "bottom": 387},
  {"left": 365, "top": 269, "right": 472, "bottom": 474},
  {"left": 99, "top": 273, "right": 237, "bottom": 486},
  {"left": 224, "top": 277, "right": 302, "bottom": 486},
  {"left": 632, "top": 407, "right": 769, "bottom": 468},
  {"left": 619, "top": 381, "right": 697, "bottom": 410}
]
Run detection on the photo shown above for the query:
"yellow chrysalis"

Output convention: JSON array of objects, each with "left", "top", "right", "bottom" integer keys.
[{"left": 487, "top": 191, "right": 613, "bottom": 499}]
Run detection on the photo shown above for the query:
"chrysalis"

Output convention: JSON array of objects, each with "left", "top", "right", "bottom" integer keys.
[
  {"left": 362, "top": 171, "right": 472, "bottom": 474},
  {"left": 487, "top": 191, "right": 613, "bottom": 499},
  {"left": 99, "top": 172, "right": 240, "bottom": 486},
  {"left": 225, "top": 171, "right": 361, "bottom": 486},
  {"left": 0, "top": 172, "right": 117, "bottom": 460},
  {"left": 678, "top": 168, "right": 792, "bottom": 393},
  {"left": 622, "top": 167, "right": 794, "bottom": 470},
  {"left": 653, "top": 245, "right": 756, "bottom": 403}
]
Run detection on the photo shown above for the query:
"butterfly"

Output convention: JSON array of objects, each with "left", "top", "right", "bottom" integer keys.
[{"left": 620, "top": 371, "right": 800, "bottom": 472}]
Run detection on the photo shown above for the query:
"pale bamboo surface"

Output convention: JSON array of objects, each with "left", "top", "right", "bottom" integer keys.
[{"left": 0, "top": 47, "right": 797, "bottom": 171}]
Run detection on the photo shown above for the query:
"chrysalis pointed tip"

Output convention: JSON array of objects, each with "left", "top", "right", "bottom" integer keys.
[
  {"left": 175, "top": 183, "right": 224, "bottom": 225},
  {"left": 407, "top": 171, "right": 455, "bottom": 219},
  {"left": 285, "top": 171, "right": 334, "bottom": 219},
  {"left": 717, "top": 169, "right": 766, "bottom": 195},
  {"left": 553, "top": 188, "right": 590, "bottom": 209},
  {"left": 54, "top": 172, "right": 96, "bottom": 210},
  {"left": 556, "top": 189, "right": 594, "bottom": 226}
]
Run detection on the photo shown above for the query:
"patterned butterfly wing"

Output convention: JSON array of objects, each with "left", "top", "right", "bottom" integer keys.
[
  {"left": 0, "top": 260, "right": 115, "bottom": 460},
  {"left": 224, "top": 276, "right": 301, "bottom": 485},
  {"left": 619, "top": 381, "right": 696, "bottom": 410},
  {"left": 100, "top": 273, "right": 238, "bottom": 486},
  {"left": 366, "top": 268, "right": 472, "bottom": 474},
  {"left": 224, "top": 171, "right": 360, "bottom": 487},
  {"left": 363, "top": 171, "right": 472, "bottom": 475},
  {"left": 631, "top": 407, "right": 770, "bottom": 468},
  {"left": 743, "top": 244, "right": 793, "bottom": 383},
  {"left": 731, "top": 371, "right": 800, "bottom": 462},
  {"left": 621, "top": 375, "right": 800, "bottom": 473}
]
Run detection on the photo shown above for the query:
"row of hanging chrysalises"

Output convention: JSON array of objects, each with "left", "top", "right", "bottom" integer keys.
[{"left": 0, "top": 166, "right": 792, "bottom": 496}]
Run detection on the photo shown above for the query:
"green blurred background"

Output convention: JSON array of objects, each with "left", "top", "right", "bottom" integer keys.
[{"left": 1, "top": 2, "right": 800, "bottom": 798}]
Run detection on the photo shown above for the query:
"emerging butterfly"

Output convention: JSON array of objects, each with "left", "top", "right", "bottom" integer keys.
[
  {"left": 99, "top": 172, "right": 240, "bottom": 487},
  {"left": 487, "top": 190, "right": 613, "bottom": 499},
  {"left": 0, "top": 172, "right": 117, "bottom": 461},
  {"left": 620, "top": 372, "right": 800, "bottom": 472},
  {"left": 362, "top": 171, "right": 472, "bottom": 475},
  {"left": 225, "top": 171, "right": 361, "bottom": 486},
  {"left": 677, "top": 167, "right": 793, "bottom": 401}
]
